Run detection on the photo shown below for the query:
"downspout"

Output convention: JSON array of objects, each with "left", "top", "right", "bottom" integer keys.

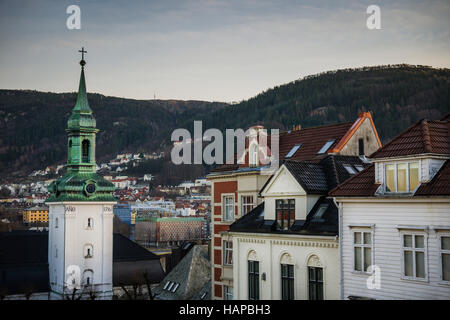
[{"left": 333, "top": 197, "right": 344, "bottom": 300}]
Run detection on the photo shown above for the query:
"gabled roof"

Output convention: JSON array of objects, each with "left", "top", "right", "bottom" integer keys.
[
  {"left": 210, "top": 113, "right": 380, "bottom": 174},
  {"left": 370, "top": 119, "right": 450, "bottom": 158},
  {"left": 153, "top": 245, "right": 210, "bottom": 300},
  {"left": 260, "top": 155, "right": 371, "bottom": 196}
]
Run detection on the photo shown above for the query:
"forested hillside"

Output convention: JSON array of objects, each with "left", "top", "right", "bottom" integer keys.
[{"left": 1, "top": 64, "right": 449, "bottom": 178}]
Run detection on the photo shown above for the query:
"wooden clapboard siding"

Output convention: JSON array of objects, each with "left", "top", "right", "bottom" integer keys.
[{"left": 341, "top": 200, "right": 450, "bottom": 300}]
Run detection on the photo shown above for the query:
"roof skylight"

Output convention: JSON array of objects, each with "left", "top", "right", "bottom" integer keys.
[
  {"left": 354, "top": 165, "right": 364, "bottom": 172},
  {"left": 313, "top": 204, "right": 328, "bottom": 220},
  {"left": 163, "top": 281, "right": 171, "bottom": 290},
  {"left": 172, "top": 283, "right": 180, "bottom": 293},
  {"left": 285, "top": 144, "right": 302, "bottom": 158},
  {"left": 343, "top": 164, "right": 357, "bottom": 174},
  {"left": 317, "top": 140, "right": 335, "bottom": 154}
]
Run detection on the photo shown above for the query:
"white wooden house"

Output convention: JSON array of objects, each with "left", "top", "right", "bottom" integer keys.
[{"left": 331, "top": 118, "right": 450, "bottom": 300}]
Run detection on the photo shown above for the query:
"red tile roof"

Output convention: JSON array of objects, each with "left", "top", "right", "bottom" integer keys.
[
  {"left": 328, "top": 164, "right": 380, "bottom": 197},
  {"left": 210, "top": 115, "right": 372, "bottom": 173},
  {"left": 415, "top": 160, "right": 450, "bottom": 196},
  {"left": 330, "top": 161, "right": 450, "bottom": 197},
  {"left": 370, "top": 120, "right": 450, "bottom": 158}
]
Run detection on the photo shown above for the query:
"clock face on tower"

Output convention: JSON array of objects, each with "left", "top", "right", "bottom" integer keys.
[{"left": 84, "top": 181, "right": 97, "bottom": 196}]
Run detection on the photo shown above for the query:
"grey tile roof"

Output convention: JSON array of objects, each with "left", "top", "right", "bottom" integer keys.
[{"left": 153, "top": 245, "right": 211, "bottom": 300}]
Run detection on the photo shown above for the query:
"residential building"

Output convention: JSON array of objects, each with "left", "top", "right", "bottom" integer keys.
[
  {"left": 228, "top": 155, "right": 370, "bottom": 299},
  {"left": 207, "top": 112, "right": 381, "bottom": 299},
  {"left": 135, "top": 216, "right": 205, "bottom": 247},
  {"left": 22, "top": 206, "right": 49, "bottom": 224},
  {"left": 330, "top": 117, "right": 450, "bottom": 299}
]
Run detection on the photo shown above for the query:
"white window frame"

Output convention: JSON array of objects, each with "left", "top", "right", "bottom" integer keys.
[
  {"left": 351, "top": 228, "right": 374, "bottom": 274},
  {"left": 438, "top": 233, "right": 450, "bottom": 284},
  {"left": 223, "top": 240, "right": 233, "bottom": 265},
  {"left": 224, "top": 285, "right": 233, "bottom": 300},
  {"left": 384, "top": 161, "right": 420, "bottom": 193},
  {"left": 241, "top": 195, "right": 254, "bottom": 216},
  {"left": 400, "top": 230, "right": 428, "bottom": 282},
  {"left": 222, "top": 194, "right": 235, "bottom": 222}
]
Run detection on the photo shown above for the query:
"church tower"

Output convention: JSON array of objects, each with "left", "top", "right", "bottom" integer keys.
[{"left": 46, "top": 49, "right": 116, "bottom": 300}]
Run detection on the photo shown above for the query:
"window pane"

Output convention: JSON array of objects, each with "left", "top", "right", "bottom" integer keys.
[
  {"left": 397, "top": 163, "right": 407, "bottom": 192},
  {"left": 364, "top": 248, "right": 372, "bottom": 271},
  {"left": 363, "top": 232, "right": 371, "bottom": 245},
  {"left": 404, "top": 251, "right": 413, "bottom": 276},
  {"left": 316, "top": 268, "right": 323, "bottom": 281},
  {"left": 354, "top": 232, "right": 361, "bottom": 244},
  {"left": 415, "top": 235, "right": 424, "bottom": 249},
  {"left": 354, "top": 247, "right": 362, "bottom": 271},
  {"left": 288, "top": 265, "right": 294, "bottom": 278},
  {"left": 403, "top": 235, "right": 413, "bottom": 248},
  {"left": 442, "top": 237, "right": 450, "bottom": 250},
  {"left": 409, "top": 162, "right": 419, "bottom": 191},
  {"left": 443, "top": 253, "right": 450, "bottom": 281},
  {"left": 415, "top": 251, "right": 425, "bottom": 278},
  {"left": 309, "top": 267, "right": 316, "bottom": 280},
  {"left": 386, "top": 164, "right": 395, "bottom": 192}
]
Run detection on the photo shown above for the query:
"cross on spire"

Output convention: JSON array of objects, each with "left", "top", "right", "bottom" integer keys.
[{"left": 79, "top": 47, "right": 87, "bottom": 67}]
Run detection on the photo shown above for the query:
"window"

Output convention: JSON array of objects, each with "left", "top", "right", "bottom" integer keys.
[
  {"left": 281, "top": 264, "right": 294, "bottom": 300},
  {"left": 285, "top": 144, "right": 302, "bottom": 158},
  {"left": 167, "top": 282, "right": 174, "bottom": 291},
  {"left": 385, "top": 162, "right": 419, "bottom": 193},
  {"left": 354, "top": 165, "right": 364, "bottom": 172},
  {"left": 248, "top": 260, "right": 259, "bottom": 300},
  {"left": 312, "top": 204, "right": 328, "bottom": 221},
  {"left": 87, "top": 218, "right": 93, "bottom": 229},
  {"left": 55, "top": 217, "right": 58, "bottom": 229},
  {"left": 317, "top": 140, "right": 335, "bottom": 154},
  {"left": 163, "top": 281, "right": 171, "bottom": 290},
  {"left": 82, "top": 140, "right": 90, "bottom": 163},
  {"left": 241, "top": 196, "right": 254, "bottom": 216},
  {"left": 224, "top": 286, "right": 233, "bottom": 300},
  {"left": 402, "top": 233, "right": 426, "bottom": 279},
  {"left": 440, "top": 236, "right": 450, "bottom": 281},
  {"left": 353, "top": 231, "right": 372, "bottom": 272},
  {"left": 84, "top": 244, "right": 93, "bottom": 258},
  {"left": 223, "top": 196, "right": 234, "bottom": 221},
  {"left": 276, "top": 199, "right": 295, "bottom": 230},
  {"left": 358, "top": 138, "right": 364, "bottom": 156},
  {"left": 343, "top": 164, "right": 357, "bottom": 175},
  {"left": 308, "top": 267, "right": 323, "bottom": 300},
  {"left": 172, "top": 283, "right": 180, "bottom": 292},
  {"left": 223, "top": 241, "right": 233, "bottom": 265}
]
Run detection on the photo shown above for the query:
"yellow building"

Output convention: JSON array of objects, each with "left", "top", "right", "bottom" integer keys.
[{"left": 23, "top": 206, "right": 49, "bottom": 224}]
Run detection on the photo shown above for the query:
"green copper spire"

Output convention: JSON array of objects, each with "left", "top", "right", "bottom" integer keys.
[
  {"left": 46, "top": 48, "right": 115, "bottom": 203},
  {"left": 67, "top": 58, "right": 96, "bottom": 130}
]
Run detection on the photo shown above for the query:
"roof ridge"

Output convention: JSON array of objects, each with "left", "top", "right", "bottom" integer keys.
[
  {"left": 328, "top": 163, "right": 375, "bottom": 196},
  {"left": 279, "top": 121, "right": 353, "bottom": 135},
  {"left": 369, "top": 119, "right": 423, "bottom": 158}
]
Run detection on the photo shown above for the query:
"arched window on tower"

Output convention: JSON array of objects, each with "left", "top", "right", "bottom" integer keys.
[
  {"left": 68, "top": 140, "right": 72, "bottom": 162},
  {"left": 82, "top": 140, "right": 90, "bottom": 163}
]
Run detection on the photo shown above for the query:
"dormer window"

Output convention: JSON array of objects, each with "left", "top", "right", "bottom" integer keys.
[
  {"left": 385, "top": 162, "right": 419, "bottom": 193},
  {"left": 276, "top": 199, "right": 295, "bottom": 230}
]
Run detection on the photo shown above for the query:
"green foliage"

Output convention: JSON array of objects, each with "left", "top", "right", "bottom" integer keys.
[{"left": 0, "top": 64, "right": 449, "bottom": 178}]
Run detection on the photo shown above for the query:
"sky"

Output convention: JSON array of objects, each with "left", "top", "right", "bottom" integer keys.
[{"left": 0, "top": 0, "right": 449, "bottom": 102}]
